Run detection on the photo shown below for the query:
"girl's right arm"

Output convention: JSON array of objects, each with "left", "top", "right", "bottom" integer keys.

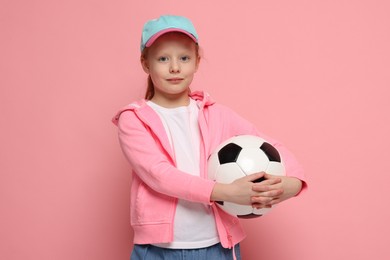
[
  {"left": 117, "top": 110, "right": 263, "bottom": 206},
  {"left": 117, "top": 110, "right": 214, "bottom": 204}
]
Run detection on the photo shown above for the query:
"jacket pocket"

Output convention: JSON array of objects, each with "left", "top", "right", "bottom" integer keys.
[{"left": 131, "top": 182, "right": 175, "bottom": 225}]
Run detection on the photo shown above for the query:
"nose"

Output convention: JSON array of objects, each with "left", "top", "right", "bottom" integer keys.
[{"left": 169, "top": 60, "right": 180, "bottom": 73}]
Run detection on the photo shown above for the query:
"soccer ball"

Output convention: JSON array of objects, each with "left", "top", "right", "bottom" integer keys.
[{"left": 208, "top": 135, "right": 285, "bottom": 218}]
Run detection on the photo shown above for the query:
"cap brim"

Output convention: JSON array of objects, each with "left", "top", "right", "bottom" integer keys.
[{"left": 145, "top": 28, "right": 198, "bottom": 48}]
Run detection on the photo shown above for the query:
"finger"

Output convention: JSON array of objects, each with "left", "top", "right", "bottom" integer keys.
[
  {"left": 266, "top": 188, "right": 284, "bottom": 197},
  {"left": 264, "top": 176, "right": 282, "bottom": 184},
  {"left": 252, "top": 203, "right": 272, "bottom": 209},
  {"left": 252, "top": 197, "right": 282, "bottom": 209},
  {"left": 251, "top": 196, "right": 273, "bottom": 205},
  {"left": 264, "top": 173, "right": 284, "bottom": 182},
  {"left": 252, "top": 177, "right": 282, "bottom": 189},
  {"left": 264, "top": 173, "right": 277, "bottom": 179},
  {"left": 251, "top": 185, "right": 271, "bottom": 192},
  {"left": 252, "top": 189, "right": 284, "bottom": 200},
  {"left": 245, "top": 172, "right": 266, "bottom": 183},
  {"left": 268, "top": 198, "right": 282, "bottom": 206},
  {"left": 252, "top": 181, "right": 283, "bottom": 192}
]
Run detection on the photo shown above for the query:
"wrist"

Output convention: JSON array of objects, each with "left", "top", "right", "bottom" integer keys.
[
  {"left": 284, "top": 177, "right": 303, "bottom": 198},
  {"left": 210, "top": 182, "right": 230, "bottom": 202}
]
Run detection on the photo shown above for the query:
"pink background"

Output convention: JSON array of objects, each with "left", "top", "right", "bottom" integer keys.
[{"left": 1, "top": 0, "right": 389, "bottom": 259}]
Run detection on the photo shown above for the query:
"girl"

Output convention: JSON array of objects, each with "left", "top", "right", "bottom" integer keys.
[{"left": 113, "top": 15, "right": 306, "bottom": 260}]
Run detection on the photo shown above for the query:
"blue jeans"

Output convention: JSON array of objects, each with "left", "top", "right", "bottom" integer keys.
[{"left": 131, "top": 243, "right": 241, "bottom": 260}]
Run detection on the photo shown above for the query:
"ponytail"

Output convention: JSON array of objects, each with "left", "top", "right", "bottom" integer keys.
[
  {"left": 140, "top": 48, "right": 154, "bottom": 100},
  {"left": 145, "top": 75, "right": 155, "bottom": 100}
]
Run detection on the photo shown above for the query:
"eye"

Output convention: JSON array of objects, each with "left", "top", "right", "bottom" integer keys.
[
  {"left": 158, "top": 56, "right": 169, "bottom": 62},
  {"left": 180, "top": 56, "right": 191, "bottom": 62}
]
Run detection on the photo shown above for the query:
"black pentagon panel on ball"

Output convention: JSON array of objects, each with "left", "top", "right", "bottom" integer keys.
[
  {"left": 218, "top": 143, "right": 242, "bottom": 164},
  {"left": 260, "top": 142, "right": 281, "bottom": 162}
]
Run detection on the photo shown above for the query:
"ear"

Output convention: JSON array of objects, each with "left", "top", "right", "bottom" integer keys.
[
  {"left": 141, "top": 56, "right": 150, "bottom": 74},
  {"left": 195, "top": 55, "right": 201, "bottom": 72}
]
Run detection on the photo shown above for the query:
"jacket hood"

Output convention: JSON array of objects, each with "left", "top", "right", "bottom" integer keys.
[{"left": 112, "top": 90, "right": 215, "bottom": 126}]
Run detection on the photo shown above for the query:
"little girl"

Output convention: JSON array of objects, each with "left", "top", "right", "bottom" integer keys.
[{"left": 113, "top": 15, "right": 306, "bottom": 260}]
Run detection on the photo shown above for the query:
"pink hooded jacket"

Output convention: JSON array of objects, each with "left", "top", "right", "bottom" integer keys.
[{"left": 112, "top": 91, "right": 306, "bottom": 249}]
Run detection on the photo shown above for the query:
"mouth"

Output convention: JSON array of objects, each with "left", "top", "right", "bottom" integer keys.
[{"left": 167, "top": 78, "right": 184, "bottom": 84}]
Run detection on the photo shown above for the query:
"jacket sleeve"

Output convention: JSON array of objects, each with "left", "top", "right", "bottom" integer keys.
[{"left": 117, "top": 110, "right": 216, "bottom": 204}]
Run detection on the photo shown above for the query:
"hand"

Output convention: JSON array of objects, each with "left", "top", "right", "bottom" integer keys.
[
  {"left": 211, "top": 172, "right": 268, "bottom": 205},
  {"left": 251, "top": 173, "right": 302, "bottom": 209}
]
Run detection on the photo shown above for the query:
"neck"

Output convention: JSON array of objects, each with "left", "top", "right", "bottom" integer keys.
[{"left": 150, "top": 93, "right": 190, "bottom": 108}]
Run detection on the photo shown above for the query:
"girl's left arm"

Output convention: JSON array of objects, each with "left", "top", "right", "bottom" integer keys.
[
  {"left": 216, "top": 104, "right": 307, "bottom": 187},
  {"left": 214, "top": 104, "right": 307, "bottom": 205}
]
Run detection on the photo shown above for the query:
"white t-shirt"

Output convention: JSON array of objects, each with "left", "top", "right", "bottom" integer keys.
[{"left": 147, "top": 99, "right": 219, "bottom": 249}]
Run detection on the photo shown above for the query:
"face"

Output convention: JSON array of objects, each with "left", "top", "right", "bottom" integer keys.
[{"left": 141, "top": 32, "right": 200, "bottom": 107}]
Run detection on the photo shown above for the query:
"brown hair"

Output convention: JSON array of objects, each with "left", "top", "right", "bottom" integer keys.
[{"left": 140, "top": 43, "right": 201, "bottom": 100}]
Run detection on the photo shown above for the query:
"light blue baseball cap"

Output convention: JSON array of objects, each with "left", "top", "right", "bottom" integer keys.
[{"left": 140, "top": 15, "right": 199, "bottom": 52}]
